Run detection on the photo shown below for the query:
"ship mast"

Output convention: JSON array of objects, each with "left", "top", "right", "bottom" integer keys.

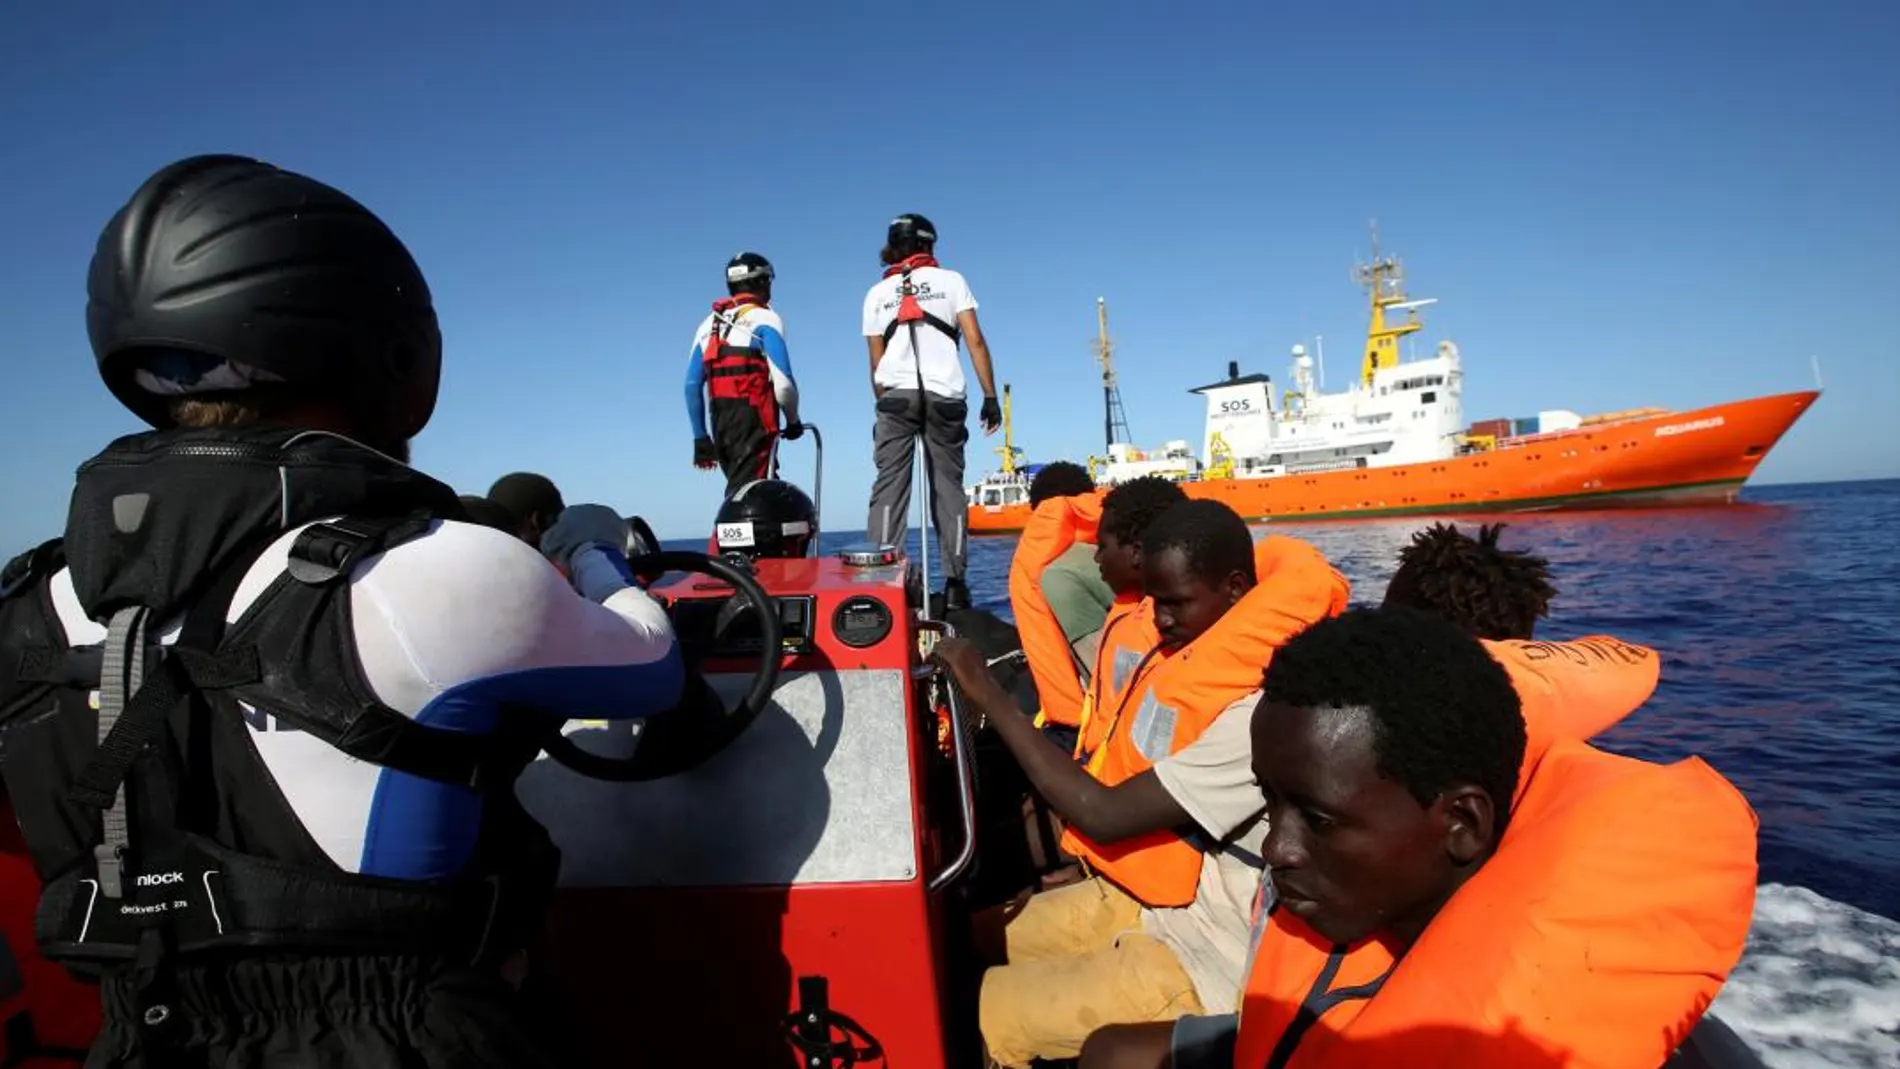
[
  {"left": 1354, "top": 220, "right": 1436, "bottom": 387},
  {"left": 1095, "top": 297, "right": 1133, "bottom": 452}
]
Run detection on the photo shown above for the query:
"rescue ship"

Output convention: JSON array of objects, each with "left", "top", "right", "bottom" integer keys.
[{"left": 965, "top": 236, "right": 1821, "bottom": 534}]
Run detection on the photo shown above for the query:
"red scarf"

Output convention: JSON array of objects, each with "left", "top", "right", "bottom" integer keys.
[
  {"left": 712, "top": 293, "right": 767, "bottom": 314},
  {"left": 882, "top": 253, "right": 940, "bottom": 279}
]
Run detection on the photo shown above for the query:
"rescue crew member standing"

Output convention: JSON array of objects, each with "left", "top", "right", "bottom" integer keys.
[
  {"left": 686, "top": 252, "right": 802, "bottom": 499},
  {"left": 863, "top": 213, "right": 1000, "bottom": 612},
  {"left": 934, "top": 500, "right": 1349, "bottom": 1067},
  {"left": 0, "top": 154, "right": 688, "bottom": 1067}
]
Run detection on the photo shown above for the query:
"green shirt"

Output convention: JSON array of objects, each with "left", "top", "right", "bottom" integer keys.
[{"left": 1039, "top": 542, "right": 1116, "bottom": 678}]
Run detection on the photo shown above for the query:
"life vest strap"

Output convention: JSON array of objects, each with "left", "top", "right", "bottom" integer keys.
[
  {"left": 880, "top": 310, "right": 960, "bottom": 347},
  {"left": 280, "top": 513, "right": 548, "bottom": 791},
  {"left": 34, "top": 831, "right": 526, "bottom": 969},
  {"left": 284, "top": 513, "right": 438, "bottom": 586},
  {"left": 69, "top": 532, "right": 271, "bottom": 899},
  {"left": 707, "top": 352, "right": 770, "bottom": 377}
]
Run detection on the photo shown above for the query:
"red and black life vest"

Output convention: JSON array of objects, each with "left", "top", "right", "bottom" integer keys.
[
  {"left": 703, "top": 294, "right": 778, "bottom": 428},
  {"left": 880, "top": 254, "right": 961, "bottom": 347}
]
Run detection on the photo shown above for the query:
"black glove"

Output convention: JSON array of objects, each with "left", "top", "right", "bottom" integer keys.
[
  {"left": 979, "top": 395, "right": 1003, "bottom": 432},
  {"left": 780, "top": 421, "right": 805, "bottom": 442},
  {"left": 693, "top": 436, "right": 716, "bottom": 469}
]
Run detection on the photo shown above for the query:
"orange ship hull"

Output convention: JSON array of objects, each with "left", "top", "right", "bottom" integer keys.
[{"left": 967, "top": 390, "right": 1819, "bottom": 535}]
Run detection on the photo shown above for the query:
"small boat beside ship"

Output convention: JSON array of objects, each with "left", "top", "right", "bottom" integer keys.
[{"left": 965, "top": 234, "right": 1820, "bottom": 535}]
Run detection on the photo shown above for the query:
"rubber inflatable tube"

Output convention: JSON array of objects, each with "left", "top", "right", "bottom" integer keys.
[
  {"left": 943, "top": 607, "right": 1040, "bottom": 716},
  {"left": 1662, "top": 1014, "right": 1768, "bottom": 1069}
]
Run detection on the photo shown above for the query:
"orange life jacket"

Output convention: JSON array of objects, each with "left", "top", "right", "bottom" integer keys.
[
  {"left": 1232, "top": 738, "right": 1758, "bottom": 1069},
  {"left": 1483, "top": 635, "right": 1659, "bottom": 782},
  {"left": 1073, "top": 595, "right": 1155, "bottom": 756},
  {"left": 1007, "top": 491, "right": 1108, "bottom": 729},
  {"left": 1061, "top": 536, "right": 1350, "bottom": 907}
]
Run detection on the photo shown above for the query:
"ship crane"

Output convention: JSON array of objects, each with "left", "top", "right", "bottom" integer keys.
[
  {"left": 1095, "top": 297, "right": 1133, "bottom": 453},
  {"left": 1354, "top": 219, "right": 1437, "bottom": 386},
  {"left": 994, "top": 384, "right": 1024, "bottom": 476}
]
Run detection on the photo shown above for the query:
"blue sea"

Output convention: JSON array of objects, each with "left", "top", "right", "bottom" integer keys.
[{"left": 680, "top": 478, "right": 1899, "bottom": 1064}]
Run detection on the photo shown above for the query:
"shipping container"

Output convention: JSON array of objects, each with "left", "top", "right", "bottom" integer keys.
[
  {"left": 1538, "top": 409, "right": 1583, "bottom": 433},
  {"left": 1512, "top": 417, "right": 1541, "bottom": 437},
  {"left": 1468, "top": 418, "right": 1513, "bottom": 439}
]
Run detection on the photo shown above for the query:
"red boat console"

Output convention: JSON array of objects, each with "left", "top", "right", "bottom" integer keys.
[{"left": 523, "top": 546, "right": 976, "bottom": 1068}]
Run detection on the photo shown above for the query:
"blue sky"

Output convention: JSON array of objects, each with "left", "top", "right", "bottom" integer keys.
[{"left": 1, "top": 1, "right": 1893, "bottom": 544}]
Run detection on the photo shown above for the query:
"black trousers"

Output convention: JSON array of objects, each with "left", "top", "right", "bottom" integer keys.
[{"left": 711, "top": 399, "right": 777, "bottom": 500}]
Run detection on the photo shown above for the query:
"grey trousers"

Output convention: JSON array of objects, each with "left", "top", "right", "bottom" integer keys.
[{"left": 868, "top": 389, "right": 969, "bottom": 582}]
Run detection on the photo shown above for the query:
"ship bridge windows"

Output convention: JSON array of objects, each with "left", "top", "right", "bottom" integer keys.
[{"left": 1394, "top": 374, "right": 1446, "bottom": 392}]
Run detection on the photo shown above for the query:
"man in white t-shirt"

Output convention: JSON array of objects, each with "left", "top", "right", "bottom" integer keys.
[{"left": 861, "top": 213, "right": 1001, "bottom": 612}]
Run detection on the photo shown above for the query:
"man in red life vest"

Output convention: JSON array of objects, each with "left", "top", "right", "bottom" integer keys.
[
  {"left": 862, "top": 214, "right": 1001, "bottom": 612},
  {"left": 685, "top": 252, "right": 803, "bottom": 499}
]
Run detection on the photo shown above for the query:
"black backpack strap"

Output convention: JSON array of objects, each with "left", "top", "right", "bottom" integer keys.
[
  {"left": 879, "top": 312, "right": 959, "bottom": 347},
  {"left": 66, "top": 536, "right": 272, "bottom": 899},
  {"left": 285, "top": 512, "right": 437, "bottom": 586},
  {"left": 276, "top": 511, "right": 547, "bottom": 791},
  {"left": 0, "top": 538, "right": 63, "bottom": 602}
]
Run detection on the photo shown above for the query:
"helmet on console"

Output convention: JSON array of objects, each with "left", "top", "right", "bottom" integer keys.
[{"left": 714, "top": 480, "right": 816, "bottom": 560}]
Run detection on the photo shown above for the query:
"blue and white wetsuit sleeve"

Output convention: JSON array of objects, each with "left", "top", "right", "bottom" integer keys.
[
  {"left": 684, "top": 341, "right": 709, "bottom": 440},
  {"left": 757, "top": 323, "right": 800, "bottom": 425},
  {"left": 347, "top": 522, "right": 685, "bottom": 729}
]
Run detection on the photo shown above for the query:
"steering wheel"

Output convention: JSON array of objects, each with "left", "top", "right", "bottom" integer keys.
[
  {"left": 538, "top": 550, "right": 783, "bottom": 781},
  {"left": 623, "top": 514, "right": 665, "bottom": 585}
]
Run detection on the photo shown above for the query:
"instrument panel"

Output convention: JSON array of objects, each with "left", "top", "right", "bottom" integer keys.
[{"left": 671, "top": 594, "right": 817, "bottom": 657}]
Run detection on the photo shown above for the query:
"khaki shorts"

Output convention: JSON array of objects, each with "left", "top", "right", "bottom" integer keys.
[{"left": 978, "top": 877, "right": 1205, "bottom": 1068}]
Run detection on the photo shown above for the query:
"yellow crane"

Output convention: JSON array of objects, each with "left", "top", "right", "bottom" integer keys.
[
  {"left": 994, "top": 384, "right": 1024, "bottom": 476},
  {"left": 1355, "top": 220, "right": 1438, "bottom": 387}
]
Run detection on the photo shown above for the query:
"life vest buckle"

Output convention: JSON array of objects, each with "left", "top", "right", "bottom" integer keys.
[{"left": 93, "top": 841, "right": 126, "bottom": 900}]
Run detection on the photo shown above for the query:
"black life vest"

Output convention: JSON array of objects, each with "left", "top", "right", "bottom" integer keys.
[
  {"left": 703, "top": 295, "right": 779, "bottom": 428},
  {"left": 878, "top": 254, "right": 961, "bottom": 349},
  {"left": 0, "top": 426, "right": 560, "bottom": 992}
]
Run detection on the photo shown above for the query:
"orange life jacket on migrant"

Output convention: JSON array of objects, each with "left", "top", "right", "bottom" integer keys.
[
  {"left": 702, "top": 294, "right": 778, "bottom": 430},
  {"left": 1007, "top": 490, "right": 1108, "bottom": 730},
  {"left": 1074, "top": 595, "right": 1156, "bottom": 758},
  {"left": 1061, "top": 536, "right": 1350, "bottom": 907},
  {"left": 1231, "top": 739, "right": 1758, "bottom": 1069},
  {"left": 1483, "top": 634, "right": 1659, "bottom": 782}
]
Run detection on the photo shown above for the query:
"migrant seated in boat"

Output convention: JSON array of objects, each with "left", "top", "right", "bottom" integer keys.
[
  {"left": 937, "top": 500, "right": 1349, "bottom": 1068},
  {"left": 1219, "top": 608, "right": 1756, "bottom": 1069},
  {"left": 1006, "top": 462, "right": 1117, "bottom": 750}
]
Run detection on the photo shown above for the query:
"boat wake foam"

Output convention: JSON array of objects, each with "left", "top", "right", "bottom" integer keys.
[{"left": 1717, "top": 883, "right": 1899, "bottom": 1067}]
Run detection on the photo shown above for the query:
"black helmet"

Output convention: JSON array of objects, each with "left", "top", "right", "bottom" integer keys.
[
  {"left": 888, "top": 213, "right": 937, "bottom": 248},
  {"left": 726, "top": 251, "right": 775, "bottom": 295},
  {"left": 714, "top": 480, "right": 816, "bottom": 560},
  {"left": 87, "top": 154, "right": 443, "bottom": 440}
]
